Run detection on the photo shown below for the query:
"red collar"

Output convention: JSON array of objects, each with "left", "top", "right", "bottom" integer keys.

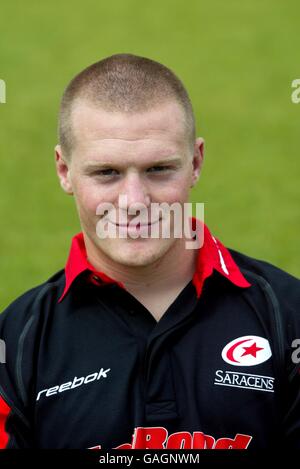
[{"left": 58, "top": 218, "right": 251, "bottom": 303}]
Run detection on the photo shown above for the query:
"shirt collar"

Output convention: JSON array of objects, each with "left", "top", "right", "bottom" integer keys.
[{"left": 58, "top": 218, "right": 251, "bottom": 303}]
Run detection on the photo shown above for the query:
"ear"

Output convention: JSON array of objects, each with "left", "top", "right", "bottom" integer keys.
[
  {"left": 54, "top": 145, "right": 74, "bottom": 195},
  {"left": 190, "top": 137, "right": 205, "bottom": 188}
]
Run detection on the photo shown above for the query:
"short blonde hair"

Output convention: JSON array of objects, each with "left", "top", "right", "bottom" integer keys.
[{"left": 58, "top": 53, "right": 196, "bottom": 158}]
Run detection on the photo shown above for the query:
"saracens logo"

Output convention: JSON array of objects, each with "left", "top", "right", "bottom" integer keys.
[{"left": 221, "top": 335, "right": 272, "bottom": 367}]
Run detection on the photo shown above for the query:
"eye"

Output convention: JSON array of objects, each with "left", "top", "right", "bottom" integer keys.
[
  {"left": 94, "top": 168, "right": 119, "bottom": 177},
  {"left": 147, "top": 165, "right": 172, "bottom": 173}
]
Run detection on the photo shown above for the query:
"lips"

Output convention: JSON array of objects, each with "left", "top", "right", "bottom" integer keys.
[{"left": 107, "top": 219, "right": 160, "bottom": 228}]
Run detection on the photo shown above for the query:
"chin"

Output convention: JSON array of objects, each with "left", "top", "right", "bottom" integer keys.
[{"left": 107, "top": 238, "right": 172, "bottom": 267}]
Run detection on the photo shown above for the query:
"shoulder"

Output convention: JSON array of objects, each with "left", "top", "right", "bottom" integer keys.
[
  {"left": 0, "top": 269, "right": 66, "bottom": 415},
  {"left": 227, "top": 248, "right": 300, "bottom": 371},
  {"left": 228, "top": 247, "right": 300, "bottom": 297},
  {"left": 0, "top": 269, "right": 65, "bottom": 337},
  {"left": 227, "top": 247, "right": 300, "bottom": 336}
]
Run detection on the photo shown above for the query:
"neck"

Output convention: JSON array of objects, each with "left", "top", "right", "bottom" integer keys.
[{"left": 83, "top": 235, "right": 199, "bottom": 291}]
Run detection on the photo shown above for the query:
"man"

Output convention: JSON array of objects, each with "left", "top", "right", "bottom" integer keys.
[{"left": 0, "top": 53, "right": 299, "bottom": 450}]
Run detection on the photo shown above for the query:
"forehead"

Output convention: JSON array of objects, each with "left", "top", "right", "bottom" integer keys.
[{"left": 70, "top": 99, "right": 188, "bottom": 158}]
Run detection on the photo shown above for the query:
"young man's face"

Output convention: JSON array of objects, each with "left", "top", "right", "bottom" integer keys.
[{"left": 55, "top": 99, "right": 204, "bottom": 267}]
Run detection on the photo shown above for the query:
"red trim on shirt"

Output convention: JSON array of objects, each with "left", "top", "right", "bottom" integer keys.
[
  {"left": 191, "top": 219, "right": 251, "bottom": 297},
  {"left": 58, "top": 218, "right": 251, "bottom": 303},
  {"left": 0, "top": 396, "right": 11, "bottom": 449},
  {"left": 58, "top": 229, "right": 125, "bottom": 303}
]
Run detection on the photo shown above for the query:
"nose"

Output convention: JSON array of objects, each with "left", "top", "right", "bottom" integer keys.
[{"left": 118, "top": 172, "right": 150, "bottom": 211}]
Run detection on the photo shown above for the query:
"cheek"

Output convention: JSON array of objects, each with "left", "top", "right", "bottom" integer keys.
[
  {"left": 156, "top": 176, "right": 191, "bottom": 203},
  {"left": 73, "top": 178, "right": 115, "bottom": 215}
]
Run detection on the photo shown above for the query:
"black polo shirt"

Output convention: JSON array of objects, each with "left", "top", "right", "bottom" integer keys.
[{"left": 0, "top": 219, "right": 300, "bottom": 449}]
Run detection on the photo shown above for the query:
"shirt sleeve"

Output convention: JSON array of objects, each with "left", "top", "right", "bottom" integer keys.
[
  {"left": 275, "top": 270, "right": 300, "bottom": 448},
  {"left": 0, "top": 395, "right": 11, "bottom": 448},
  {"left": 284, "top": 361, "right": 300, "bottom": 448},
  {"left": 0, "top": 287, "right": 43, "bottom": 448}
]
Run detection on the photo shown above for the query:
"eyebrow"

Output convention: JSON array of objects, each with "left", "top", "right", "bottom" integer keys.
[{"left": 82, "top": 156, "right": 182, "bottom": 171}]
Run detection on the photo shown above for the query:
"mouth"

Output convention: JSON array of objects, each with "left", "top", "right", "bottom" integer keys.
[{"left": 107, "top": 219, "right": 161, "bottom": 228}]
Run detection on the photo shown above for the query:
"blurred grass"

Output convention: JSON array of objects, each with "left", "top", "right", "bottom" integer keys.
[{"left": 0, "top": 0, "right": 299, "bottom": 310}]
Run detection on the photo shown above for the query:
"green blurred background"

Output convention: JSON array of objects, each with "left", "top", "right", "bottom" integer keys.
[{"left": 0, "top": 0, "right": 299, "bottom": 310}]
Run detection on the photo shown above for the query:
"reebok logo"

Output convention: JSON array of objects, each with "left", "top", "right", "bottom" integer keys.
[{"left": 36, "top": 368, "right": 110, "bottom": 401}]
